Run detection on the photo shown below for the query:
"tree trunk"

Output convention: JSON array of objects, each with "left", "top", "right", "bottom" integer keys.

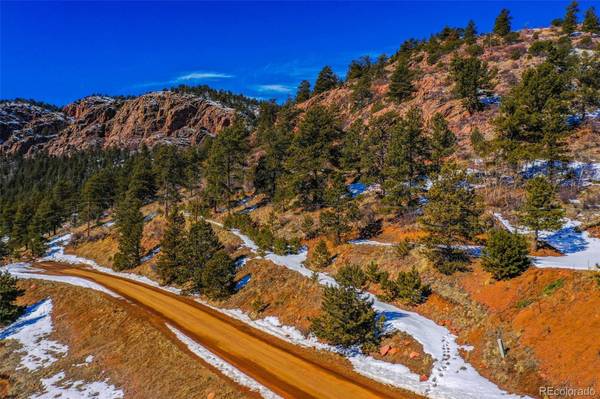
[{"left": 533, "top": 230, "right": 539, "bottom": 252}]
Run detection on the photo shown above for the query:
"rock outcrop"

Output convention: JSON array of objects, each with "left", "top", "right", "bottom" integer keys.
[{"left": 1, "top": 92, "right": 236, "bottom": 156}]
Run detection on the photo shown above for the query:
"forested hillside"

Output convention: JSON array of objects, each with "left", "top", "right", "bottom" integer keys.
[{"left": 2, "top": 3, "right": 600, "bottom": 399}]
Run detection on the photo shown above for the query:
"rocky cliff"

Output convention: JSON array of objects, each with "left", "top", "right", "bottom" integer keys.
[{"left": 0, "top": 91, "right": 237, "bottom": 156}]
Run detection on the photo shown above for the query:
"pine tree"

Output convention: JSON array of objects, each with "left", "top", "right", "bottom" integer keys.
[
  {"left": 184, "top": 219, "right": 223, "bottom": 281},
  {"left": 253, "top": 124, "right": 290, "bottom": 199},
  {"left": 520, "top": 176, "right": 565, "bottom": 251},
  {"left": 80, "top": 170, "right": 115, "bottom": 238},
  {"left": 470, "top": 127, "right": 486, "bottom": 157},
  {"left": 0, "top": 239, "right": 8, "bottom": 264},
  {"left": 156, "top": 209, "right": 187, "bottom": 284},
  {"left": 313, "top": 66, "right": 339, "bottom": 95},
  {"left": 464, "top": 20, "right": 477, "bottom": 44},
  {"left": 310, "top": 284, "right": 381, "bottom": 350},
  {"left": 285, "top": 105, "right": 340, "bottom": 208},
  {"left": 113, "top": 195, "right": 144, "bottom": 271},
  {"left": 562, "top": 1, "right": 580, "bottom": 34},
  {"left": 296, "top": 80, "right": 311, "bottom": 102},
  {"left": 493, "top": 9, "right": 512, "bottom": 38},
  {"left": 28, "top": 206, "right": 47, "bottom": 257},
  {"left": 199, "top": 251, "right": 236, "bottom": 300},
  {"left": 351, "top": 74, "right": 372, "bottom": 107},
  {"left": 387, "top": 57, "right": 414, "bottom": 103},
  {"left": 582, "top": 7, "right": 600, "bottom": 33},
  {"left": 419, "top": 164, "right": 482, "bottom": 273},
  {"left": 482, "top": 229, "right": 531, "bottom": 280},
  {"left": 340, "top": 120, "right": 365, "bottom": 174},
  {"left": 383, "top": 107, "right": 430, "bottom": 206},
  {"left": 429, "top": 113, "right": 457, "bottom": 173},
  {"left": 310, "top": 239, "right": 332, "bottom": 268},
  {"left": 204, "top": 118, "right": 248, "bottom": 209},
  {"left": 335, "top": 264, "right": 368, "bottom": 289},
  {"left": 361, "top": 112, "right": 395, "bottom": 191},
  {"left": 128, "top": 147, "right": 156, "bottom": 203},
  {"left": 10, "top": 202, "right": 32, "bottom": 250},
  {"left": 0, "top": 271, "right": 24, "bottom": 326},
  {"left": 383, "top": 267, "right": 430, "bottom": 305},
  {"left": 153, "top": 145, "right": 184, "bottom": 214},
  {"left": 450, "top": 55, "right": 492, "bottom": 113},
  {"left": 494, "top": 62, "right": 570, "bottom": 163}
]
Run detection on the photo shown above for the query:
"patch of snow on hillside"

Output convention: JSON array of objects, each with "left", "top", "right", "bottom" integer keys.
[
  {"left": 30, "top": 371, "right": 124, "bottom": 399},
  {"left": 494, "top": 213, "right": 600, "bottom": 270},
  {"left": 167, "top": 325, "right": 282, "bottom": 399},
  {"left": 0, "top": 299, "right": 67, "bottom": 371}
]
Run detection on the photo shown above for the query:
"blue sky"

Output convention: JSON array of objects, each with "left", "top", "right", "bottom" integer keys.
[{"left": 0, "top": 1, "right": 592, "bottom": 105}]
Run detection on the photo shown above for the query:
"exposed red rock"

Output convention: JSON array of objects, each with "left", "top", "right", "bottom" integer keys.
[{"left": 1, "top": 92, "right": 236, "bottom": 156}]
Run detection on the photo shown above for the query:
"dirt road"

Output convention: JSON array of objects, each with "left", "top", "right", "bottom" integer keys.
[{"left": 35, "top": 262, "right": 420, "bottom": 399}]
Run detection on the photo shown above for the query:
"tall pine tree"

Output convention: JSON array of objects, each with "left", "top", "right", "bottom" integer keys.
[{"left": 113, "top": 195, "right": 144, "bottom": 271}]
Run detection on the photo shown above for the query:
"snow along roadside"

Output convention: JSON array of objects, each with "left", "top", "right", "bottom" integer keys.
[
  {"left": 213, "top": 221, "right": 530, "bottom": 399},
  {"left": 40, "top": 228, "right": 529, "bottom": 399},
  {"left": 167, "top": 325, "right": 283, "bottom": 399}
]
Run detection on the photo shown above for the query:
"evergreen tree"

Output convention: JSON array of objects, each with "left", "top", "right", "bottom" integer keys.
[
  {"left": 0, "top": 271, "right": 25, "bottom": 326},
  {"left": 482, "top": 229, "right": 531, "bottom": 280},
  {"left": 383, "top": 267, "right": 430, "bottom": 305},
  {"left": 156, "top": 209, "right": 187, "bottom": 284},
  {"left": 28, "top": 206, "right": 47, "bottom": 257},
  {"left": 572, "top": 53, "right": 600, "bottom": 122},
  {"left": 335, "top": 264, "right": 368, "bottom": 289},
  {"left": 253, "top": 124, "right": 290, "bottom": 199},
  {"left": 79, "top": 169, "right": 115, "bottom": 238},
  {"left": 311, "top": 284, "right": 381, "bottom": 350},
  {"left": 113, "top": 195, "right": 144, "bottom": 271},
  {"left": 128, "top": 147, "right": 156, "bottom": 203},
  {"left": 494, "top": 62, "right": 570, "bottom": 163},
  {"left": 185, "top": 219, "right": 223, "bottom": 281},
  {"left": 582, "top": 7, "right": 600, "bottom": 33},
  {"left": 361, "top": 112, "right": 396, "bottom": 191},
  {"left": 313, "top": 66, "right": 339, "bottom": 95},
  {"left": 285, "top": 105, "right": 340, "bottom": 208},
  {"left": 387, "top": 57, "right": 414, "bottom": 103},
  {"left": 470, "top": 127, "right": 487, "bottom": 157},
  {"left": 10, "top": 202, "right": 32, "bottom": 250},
  {"left": 310, "top": 239, "right": 332, "bottom": 268},
  {"left": 383, "top": 107, "right": 430, "bottom": 206},
  {"left": 199, "top": 251, "right": 236, "bottom": 299},
  {"left": 519, "top": 176, "right": 565, "bottom": 251},
  {"left": 429, "top": 113, "right": 457, "bottom": 173},
  {"left": 419, "top": 164, "right": 482, "bottom": 273},
  {"left": 296, "top": 80, "right": 311, "bottom": 102},
  {"left": 153, "top": 145, "right": 184, "bottom": 214},
  {"left": 340, "top": 120, "right": 365, "bottom": 174},
  {"left": 351, "top": 74, "right": 373, "bottom": 107},
  {"left": 493, "top": 9, "right": 512, "bottom": 38},
  {"left": 205, "top": 118, "right": 248, "bottom": 209},
  {"left": 562, "top": 1, "right": 580, "bottom": 34},
  {"left": 464, "top": 20, "right": 477, "bottom": 44},
  {"left": 450, "top": 55, "right": 492, "bottom": 113},
  {"left": 0, "top": 239, "right": 8, "bottom": 264},
  {"left": 346, "top": 56, "right": 372, "bottom": 80}
]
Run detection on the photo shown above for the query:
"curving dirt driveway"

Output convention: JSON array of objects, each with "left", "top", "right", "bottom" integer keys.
[{"left": 35, "top": 262, "right": 421, "bottom": 399}]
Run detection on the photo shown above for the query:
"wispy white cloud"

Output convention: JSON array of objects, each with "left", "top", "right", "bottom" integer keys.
[
  {"left": 255, "top": 84, "right": 292, "bottom": 93},
  {"left": 176, "top": 72, "right": 234, "bottom": 81},
  {"left": 133, "top": 71, "right": 234, "bottom": 88}
]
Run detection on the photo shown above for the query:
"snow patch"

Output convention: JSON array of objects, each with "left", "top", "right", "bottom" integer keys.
[
  {"left": 30, "top": 371, "right": 124, "bottom": 399},
  {"left": 167, "top": 325, "right": 282, "bottom": 399},
  {"left": 0, "top": 299, "right": 68, "bottom": 371},
  {"left": 494, "top": 213, "right": 600, "bottom": 270}
]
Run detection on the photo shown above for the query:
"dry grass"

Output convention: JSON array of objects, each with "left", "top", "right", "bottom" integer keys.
[{"left": 1, "top": 281, "right": 246, "bottom": 399}]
